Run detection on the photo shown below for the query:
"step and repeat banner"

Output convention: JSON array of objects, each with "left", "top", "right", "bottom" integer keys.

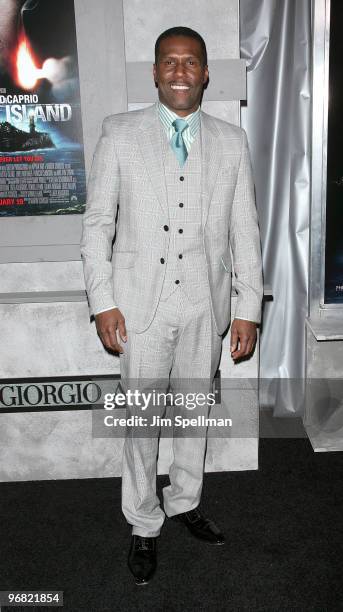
[{"left": 0, "top": 0, "right": 86, "bottom": 217}]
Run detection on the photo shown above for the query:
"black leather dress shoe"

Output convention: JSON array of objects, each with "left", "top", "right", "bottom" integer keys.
[
  {"left": 171, "top": 507, "right": 225, "bottom": 545},
  {"left": 127, "top": 535, "right": 157, "bottom": 585}
]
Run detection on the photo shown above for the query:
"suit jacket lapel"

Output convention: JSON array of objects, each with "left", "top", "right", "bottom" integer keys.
[
  {"left": 200, "top": 111, "right": 222, "bottom": 227},
  {"left": 136, "top": 104, "right": 169, "bottom": 217}
]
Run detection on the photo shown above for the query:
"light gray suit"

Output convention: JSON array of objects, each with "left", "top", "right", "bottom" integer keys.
[
  {"left": 80, "top": 103, "right": 263, "bottom": 333},
  {"left": 80, "top": 102, "right": 263, "bottom": 536}
]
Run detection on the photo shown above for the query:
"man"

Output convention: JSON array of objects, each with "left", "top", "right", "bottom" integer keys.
[{"left": 81, "top": 26, "right": 263, "bottom": 585}]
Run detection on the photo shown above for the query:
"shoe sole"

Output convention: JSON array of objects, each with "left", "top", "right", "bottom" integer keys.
[{"left": 189, "top": 536, "right": 225, "bottom": 545}]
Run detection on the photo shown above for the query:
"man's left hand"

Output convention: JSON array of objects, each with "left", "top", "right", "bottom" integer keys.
[{"left": 230, "top": 318, "right": 257, "bottom": 361}]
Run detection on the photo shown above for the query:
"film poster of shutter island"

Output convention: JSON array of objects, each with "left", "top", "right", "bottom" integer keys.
[{"left": 0, "top": 0, "right": 86, "bottom": 216}]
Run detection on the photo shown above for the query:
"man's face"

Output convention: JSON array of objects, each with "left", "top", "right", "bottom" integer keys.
[{"left": 153, "top": 35, "right": 209, "bottom": 117}]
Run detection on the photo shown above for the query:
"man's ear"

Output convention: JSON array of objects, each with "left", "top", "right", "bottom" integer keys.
[
  {"left": 203, "top": 65, "right": 209, "bottom": 85},
  {"left": 153, "top": 64, "right": 157, "bottom": 82}
]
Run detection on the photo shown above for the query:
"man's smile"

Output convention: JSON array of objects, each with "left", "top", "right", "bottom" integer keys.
[{"left": 170, "top": 83, "right": 191, "bottom": 91}]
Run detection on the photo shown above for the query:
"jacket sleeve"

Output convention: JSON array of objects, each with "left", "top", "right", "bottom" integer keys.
[
  {"left": 80, "top": 117, "right": 119, "bottom": 317},
  {"left": 229, "top": 129, "right": 263, "bottom": 323}
]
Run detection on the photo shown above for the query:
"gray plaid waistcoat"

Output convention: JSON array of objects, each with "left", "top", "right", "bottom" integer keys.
[{"left": 160, "top": 128, "right": 209, "bottom": 303}]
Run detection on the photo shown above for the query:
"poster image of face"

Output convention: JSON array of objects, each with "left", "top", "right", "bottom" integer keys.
[{"left": 0, "top": 0, "right": 86, "bottom": 216}]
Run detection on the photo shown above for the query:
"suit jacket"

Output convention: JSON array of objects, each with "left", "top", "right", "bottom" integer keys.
[{"left": 80, "top": 103, "right": 263, "bottom": 335}]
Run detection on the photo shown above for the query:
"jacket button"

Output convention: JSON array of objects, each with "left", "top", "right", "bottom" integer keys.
[
  {"left": 175, "top": 280, "right": 180, "bottom": 284},
  {"left": 179, "top": 176, "right": 184, "bottom": 181},
  {"left": 160, "top": 257, "right": 165, "bottom": 264},
  {"left": 178, "top": 228, "right": 183, "bottom": 234},
  {"left": 178, "top": 254, "right": 183, "bottom": 259},
  {"left": 163, "top": 225, "right": 169, "bottom": 231}
]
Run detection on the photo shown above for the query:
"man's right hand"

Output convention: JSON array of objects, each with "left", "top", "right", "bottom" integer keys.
[{"left": 94, "top": 308, "right": 127, "bottom": 353}]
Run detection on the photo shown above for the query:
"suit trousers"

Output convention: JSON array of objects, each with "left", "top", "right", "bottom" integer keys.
[{"left": 120, "top": 286, "right": 222, "bottom": 537}]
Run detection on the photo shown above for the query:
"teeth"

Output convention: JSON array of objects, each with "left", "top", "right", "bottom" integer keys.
[{"left": 171, "top": 84, "right": 190, "bottom": 90}]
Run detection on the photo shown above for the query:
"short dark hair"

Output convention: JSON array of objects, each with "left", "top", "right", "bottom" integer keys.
[{"left": 155, "top": 26, "right": 208, "bottom": 66}]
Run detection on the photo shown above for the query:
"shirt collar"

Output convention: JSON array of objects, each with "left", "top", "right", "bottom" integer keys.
[{"left": 158, "top": 101, "right": 201, "bottom": 139}]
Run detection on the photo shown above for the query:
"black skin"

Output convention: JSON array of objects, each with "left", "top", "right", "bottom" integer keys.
[
  {"left": 153, "top": 35, "right": 208, "bottom": 116},
  {"left": 95, "top": 35, "right": 257, "bottom": 360}
]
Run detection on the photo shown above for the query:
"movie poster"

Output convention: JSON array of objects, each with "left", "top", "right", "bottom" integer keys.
[
  {"left": 324, "top": 1, "right": 343, "bottom": 303},
  {"left": 0, "top": 0, "right": 86, "bottom": 216}
]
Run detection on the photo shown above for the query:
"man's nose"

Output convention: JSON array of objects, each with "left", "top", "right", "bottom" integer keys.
[{"left": 173, "top": 60, "right": 187, "bottom": 77}]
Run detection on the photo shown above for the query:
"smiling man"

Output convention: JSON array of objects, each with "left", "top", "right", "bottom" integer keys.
[
  {"left": 153, "top": 33, "right": 208, "bottom": 115},
  {"left": 81, "top": 26, "right": 263, "bottom": 585}
]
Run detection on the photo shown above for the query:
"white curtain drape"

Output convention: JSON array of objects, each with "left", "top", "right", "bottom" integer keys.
[{"left": 240, "top": 0, "right": 312, "bottom": 414}]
